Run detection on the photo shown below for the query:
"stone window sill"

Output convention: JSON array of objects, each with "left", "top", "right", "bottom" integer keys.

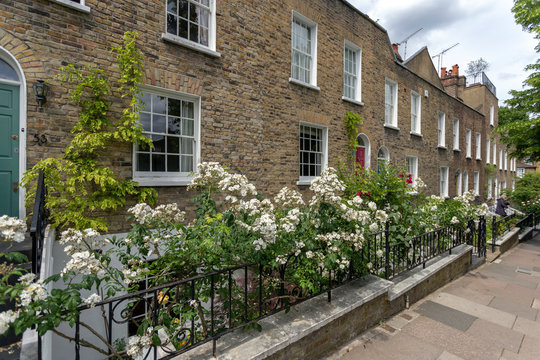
[
  {"left": 410, "top": 131, "right": 423, "bottom": 137},
  {"left": 289, "top": 78, "right": 320, "bottom": 91},
  {"left": 133, "top": 176, "right": 192, "bottom": 187},
  {"left": 297, "top": 178, "right": 315, "bottom": 186},
  {"left": 51, "top": 0, "right": 91, "bottom": 13},
  {"left": 342, "top": 96, "right": 364, "bottom": 106},
  {"left": 162, "top": 33, "right": 221, "bottom": 58},
  {"left": 384, "top": 124, "right": 400, "bottom": 131},
  {"left": 437, "top": 145, "right": 447, "bottom": 150}
]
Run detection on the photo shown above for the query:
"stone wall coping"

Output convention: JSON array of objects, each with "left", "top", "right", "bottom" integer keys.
[
  {"left": 51, "top": 0, "right": 91, "bottom": 13},
  {"left": 518, "top": 227, "right": 533, "bottom": 241},
  {"left": 387, "top": 244, "right": 472, "bottom": 301},
  {"left": 489, "top": 227, "right": 520, "bottom": 246},
  {"left": 178, "top": 275, "right": 393, "bottom": 360}
]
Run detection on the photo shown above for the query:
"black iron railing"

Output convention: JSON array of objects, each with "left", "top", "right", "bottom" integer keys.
[
  {"left": 57, "top": 219, "right": 483, "bottom": 359},
  {"left": 466, "top": 72, "right": 496, "bottom": 96},
  {"left": 30, "top": 170, "right": 49, "bottom": 278},
  {"left": 29, "top": 170, "right": 48, "bottom": 360},
  {"left": 491, "top": 213, "right": 516, "bottom": 253},
  {"left": 516, "top": 213, "right": 534, "bottom": 234}
]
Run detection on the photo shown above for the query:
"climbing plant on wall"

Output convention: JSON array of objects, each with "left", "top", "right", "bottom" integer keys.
[{"left": 22, "top": 32, "right": 156, "bottom": 231}]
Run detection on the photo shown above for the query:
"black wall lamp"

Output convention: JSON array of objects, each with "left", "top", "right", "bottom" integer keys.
[{"left": 33, "top": 79, "right": 49, "bottom": 109}]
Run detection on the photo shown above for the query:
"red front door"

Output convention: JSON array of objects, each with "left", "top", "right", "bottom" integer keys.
[{"left": 356, "top": 147, "right": 365, "bottom": 168}]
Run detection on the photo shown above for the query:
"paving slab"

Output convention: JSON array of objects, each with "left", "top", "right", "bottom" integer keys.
[
  {"left": 437, "top": 351, "right": 465, "bottom": 360},
  {"left": 415, "top": 300, "right": 477, "bottom": 332},
  {"left": 516, "top": 335, "right": 540, "bottom": 358},
  {"left": 465, "top": 319, "right": 524, "bottom": 354},
  {"left": 512, "top": 316, "right": 540, "bottom": 339},
  {"left": 532, "top": 298, "right": 540, "bottom": 311},
  {"left": 401, "top": 316, "right": 502, "bottom": 360},
  {"left": 488, "top": 296, "right": 538, "bottom": 321},
  {"left": 442, "top": 285, "right": 494, "bottom": 306},
  {"left": 432, "top": 292, "right": 516, "bottom": 328}
]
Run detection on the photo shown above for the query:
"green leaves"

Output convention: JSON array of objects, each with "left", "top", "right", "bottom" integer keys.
[{"left": 22, "top": 31, "right": 156, "bottom": 231}]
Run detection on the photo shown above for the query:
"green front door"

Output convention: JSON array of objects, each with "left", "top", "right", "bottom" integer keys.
[{"left": 0, "top": 83, "right": 19, "bottom": 217}]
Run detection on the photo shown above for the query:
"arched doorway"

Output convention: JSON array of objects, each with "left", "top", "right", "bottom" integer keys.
[
  {"left": 377, "top": 146, "right": 389, "bottom": 173},
  {"left": 0, "top": 47, "right": 26, "bottom": 218},
  {"left": 355, "top": 133, "right": 370, "bottom": 169}
]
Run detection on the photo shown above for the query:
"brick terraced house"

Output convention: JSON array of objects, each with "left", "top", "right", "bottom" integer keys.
[{"left": 0, "top": 0, "right": 516, "bottom": 231}]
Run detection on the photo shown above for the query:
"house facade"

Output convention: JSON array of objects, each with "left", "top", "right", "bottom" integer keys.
[{"left": 0, "top": 0, "right": 511, "bottom": 231}]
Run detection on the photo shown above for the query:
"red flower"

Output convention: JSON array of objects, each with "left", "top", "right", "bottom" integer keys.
[
  {"left": 399, "top": 173, "right": 405, "bottom": 177},
  {"left": 356, "top": 192, "right": 361, "bottom": 197},
  {"left": 406, "top": 178, "right": 413, "bottom": 184}
]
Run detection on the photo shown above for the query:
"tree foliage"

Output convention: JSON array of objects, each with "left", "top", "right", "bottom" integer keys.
[
  {"left": 465, "top": 58, "right": 489, "bottom": 82},
  {"left": 22, "top": 32, "right": 156, "bottom": 231},
  {"left": 495, "top": 0, "right": 540, "bottom": 162}
]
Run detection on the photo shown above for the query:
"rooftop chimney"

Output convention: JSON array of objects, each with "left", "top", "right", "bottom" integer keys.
[
  {"left": 452, "top": 64, "right": 459, "bottom": 76},
  {"left": 440, "top": 67, "right": 447, "bottom": 78}
]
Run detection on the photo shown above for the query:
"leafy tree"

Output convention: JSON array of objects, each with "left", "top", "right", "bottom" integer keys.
[
  {"left": 507, "top": 172, "right": 540, "bottom": 214},
  {"left": 465, "top": 58, "right": 489, "bottom": 82},
  {"left": 495, "top": 0, "right": 540, "bottom": 162}
]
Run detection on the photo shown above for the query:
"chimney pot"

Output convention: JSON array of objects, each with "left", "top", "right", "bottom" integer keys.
[
  {"left": 441, "top": 67, "right": 447, "bottom": 78},
  {"left": 391, "top": 43, "right": 399, "bottom": 55},
  {"left": 452, "top": 64, "right": 459, "bottom": 76}
]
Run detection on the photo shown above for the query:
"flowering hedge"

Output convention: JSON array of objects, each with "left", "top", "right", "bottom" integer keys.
[{"left": 0, "top": 161, "right": 494, "bottom": 358}]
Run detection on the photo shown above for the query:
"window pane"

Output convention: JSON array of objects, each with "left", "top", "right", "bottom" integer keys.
[
  {"left": 182, "top": 101, "right": 194, "bottom": 118},
  {"left": 167, "top": 155, "right": 180, "bottom": 172},
  {"left": 189, "top": 3, "right": 199, "bottom": 23},
  {"left": 141, "top": 93, "right": 152, "bottom": 112},
  {"left": 167, "top": 136, "right": 180, "bottom": 153},
  {"left": 182, "top": 119, "right": 194, "bottom": 136},
  {"left": 179, "top": 0, "right": 188, "bottom": 19},
  {"left": 167, "top": 0, "right": 177, "bottom": 13},
  {"left": 200, "top": 27, "right": 209, "bottom": 46},
  {"left": 137, "top": 153, "right": 150, "bottom": 172},
  {"left": 179, "top": 19, "right": 189, "bottom": 39},
  {"left": 182, "top": 155, "right": 193, "bottom": 172},
  {"left": 168, "top": 116, "right": 181, "bottom": 134},
  {"left": 152, "top": 115, "right": 167, "bottom": 133},
  {"left": 190, "top": 22, "right": 199, "bottom": 43},
  {"left": 167, "top": 13, "right": 177, "bottom": 35},
  {"left": 152, "top": 95, "right": 166, "bottom": 114},
  {"left": 168, "top": 98, "right": 181, "bottom": 116},
  {"left": 152, "top": 135, "right": 165, "bottom": 153},
  {"left": 181, "top": 138, "right": 194, "bottom": 155},
  {"left": 0, "top": 58, "right": 19, "bottom": 82},
  {"left": 140, "top": 113, "right": 151, "bottom": 131},
  {"left": 152, "top": 154, "right": 166, "bottom": 172},
  {"left": 137, "top": 135, "right": 151, "bottom": 151}
]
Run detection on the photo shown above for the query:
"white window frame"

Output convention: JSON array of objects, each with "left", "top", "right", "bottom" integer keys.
[
  {"left": 493, "top": 143, "right": 497, "bottom": 166},
  {"left": 512, "top": 180, "right": 515, "bottom": 190},
  {"left": 51, "top": 0, "right": 90, "bottom": 13},
  {"left": 502, "top": 180, "right": 507, "bottom": 190},
  {"left": 463, "top": 170, "right": 469, "bottom": 193},
  {"left": 499, "top": 149, "right": 503, "bottom": 170},
  {"left": 298, "top": 122, "right": 328, "bottom": 185},
  {"left": 406, "top": 156, "right": 418, "bottom": 187},
  {"left": 438, "top": 111, "right": 446, "bottom": 148},
  {"left": 456, "top": 170, "right": 462, "bottom": 196},
  {"left": 384, "top": 78, "right": 398, "bottom": 128},
  {"left": 290, "top": 11, "right": 319, "bottom": 90},
  {"left": 465, "top": 129, "right": 472, "bottom": 158},
  {"left": 410, "top": 91, "right": 421, "bottom": 135},
  {"left": 495, "top": 179, "right": 499, "bottom": 198},
  {"left": 517, "top": 168, "right": 525, "bottom": 178},
  {"left": 342, "top": 40, "right": 362, "bottom": 104},
  {"left": 486, "top": 139, "right": 491, "bottom": 164},
  {"left": 377, "top": 146, "right": 390, "bottom": 173},
  {"left": 490, "top": 104, "right": 494, "bottom": 126},
  {"left": 487, "top": 178, "right": 492, "bottom": 199},
  {"left": 162, "top": 0, "right": 220, "bottom": 57},
  {"left": 133, "top": 85, "right": 201, "bottom": 186},
  {"left": 504, "top": 151, "right": 508, "bottom": 171},
  {"left": 452, "top": 118, "right": 459, "bottom": 150},
  {"left": 440, "top": 167, "right": 449, "bottom": 197},
  {"left": 473, "top": 171, "right": 479, "bottom": 196},
  {"left": 475, "top": 132, "right": 481, "bottom": 160}
]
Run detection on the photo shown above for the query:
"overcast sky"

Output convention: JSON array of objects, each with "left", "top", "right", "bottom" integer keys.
[{"left": 348, "top": 0, "right": 538, "bottom": 103}]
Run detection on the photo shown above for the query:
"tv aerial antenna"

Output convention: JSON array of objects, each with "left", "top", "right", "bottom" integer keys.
[
  {"left": 397, "top": 28, "right": 423, "bottom": 59},
  {"left": 432, "top": 43, "right": 460, "bottom": 73}
]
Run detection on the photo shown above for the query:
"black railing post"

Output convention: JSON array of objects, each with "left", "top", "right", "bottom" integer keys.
[
  {"left": 384, "top": 222, "right": 390, "bottom": 280},
  {"left": 492, "top": 215, "right": 496, "bottom": 253}
]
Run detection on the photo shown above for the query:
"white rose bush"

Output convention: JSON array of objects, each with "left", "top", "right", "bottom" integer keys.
[{"left": 0, "top": 162, "right": 494, "bottom": 359}]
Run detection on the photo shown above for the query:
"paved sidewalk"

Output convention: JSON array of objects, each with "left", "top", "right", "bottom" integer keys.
[{"left": 327, "top": 232, "right": 540, "bottom": 360}]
